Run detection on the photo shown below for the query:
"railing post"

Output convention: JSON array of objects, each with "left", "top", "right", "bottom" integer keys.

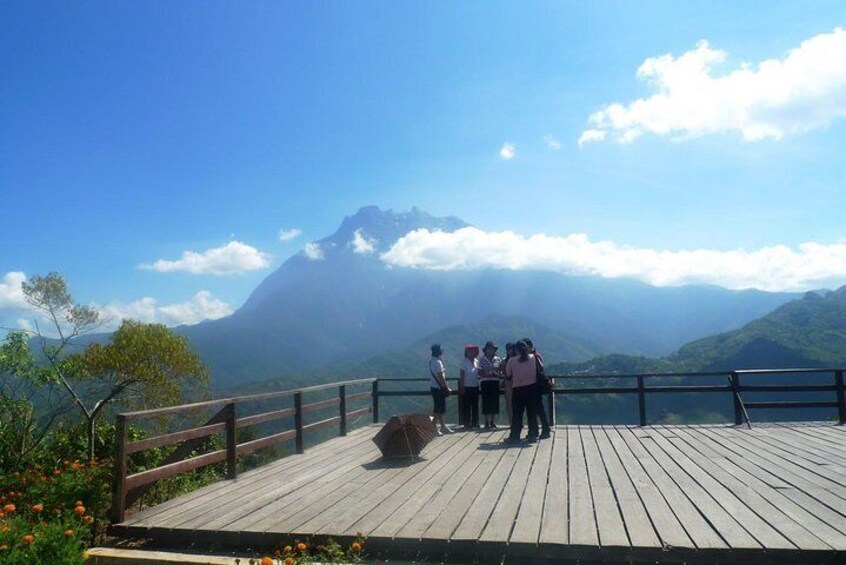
[
  {"left": 225, "top": 403, "right": 237, "bottom": 480},
  {"left": 637, "top": 375, "right": 647, "bottom": 427},
  {"left": 547, "top": 377, "right": 556, "bottom": 427},
  {"left": 372, "top": 380, "right": 379, "bottom": 423},
  {"left": 836, "top": 370, "right": 845, "bottom": 425},
  {"left": 111, "top": 414, "right": 128, "bottom": 523},
  {"left": 294, "top": 392, "right": 304, "bottom": 454},
  {"left": 730, "top": 371, "right": 743, "bottom": 426},
  {"left": 339, "top": 385, "right": 347, "bottom": 436}
]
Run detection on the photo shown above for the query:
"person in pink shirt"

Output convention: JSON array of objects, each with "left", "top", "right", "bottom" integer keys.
[{"left": 505, "top": 340, "right": 539, "bottom": 443}]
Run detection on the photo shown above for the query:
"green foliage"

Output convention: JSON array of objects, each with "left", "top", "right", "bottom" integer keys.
[
  {"left": 0, "top": 331, "right": 69, "bottom": 469},
  {"left": 21, "top": 273, "right": 100, "bottom": 340},
  {"left": 0, "top": 517, "right": 88, "bottom": 565},
  {"left": 0, "top": 459, "right": 109, "bottom": 564},
  {"left": 81, "top": 320, "right": 209, "bottom": 412}
]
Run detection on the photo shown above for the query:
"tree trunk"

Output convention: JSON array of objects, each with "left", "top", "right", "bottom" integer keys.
[{"left": 87, "top": 415, "right": 96, "bottom": 462}]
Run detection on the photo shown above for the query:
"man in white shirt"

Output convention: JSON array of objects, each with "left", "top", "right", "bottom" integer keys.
[{"left": 429, "top": 344, "right": 453, "bottom": 434}]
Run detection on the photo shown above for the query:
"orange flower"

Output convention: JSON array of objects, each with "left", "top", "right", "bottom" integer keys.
[
  {"left": 64, "top": 530, "right": 75, "bottom": 537},
  {"left": 75, "top": 500, "right": 83, "bottom": 507},
  {"left": 83, "top": 515, "right": 94, "bottom": 524},
  {"left": 22, "top": 534, "right": 34, "bottom": 545},
  {"left": 351, "top": 542, "right": 362, "bottom": 552},
  {"left": 32, "top": 503, "right": 44, "bottom": 513},
  {"left": 284, "top": 558, "right": 295, "bottom": 565},
  {"left": 296, "top": 542, "right": 307, "bottom": 552},
  {"left": 74, "top": 505, "right": 86, "bottom": 516},
  {"left": 3, "top": 504, "right": 14, "bottom": 513},
  {"left": 283, "top": 545, "right": 292, "bottom": 553},
  {"left": 53, "top": 470, "right": 62, "bottom": 476},
  {"left": 260, "top": 557, "right": 273, "bottom": 565}
]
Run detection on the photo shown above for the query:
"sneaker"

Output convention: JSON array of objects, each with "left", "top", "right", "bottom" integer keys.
[
  {"left": 539, "top": 431, "right": 551, "bottom": 440},
  {"left": 441, "top": 426, "right": 454, "bottom": 434},
  {"left": 526, "top": 436, "right": 538, "bottom": 444},
  {"left": 436, "top": 428, "right": 443, "bottom": 436},
  {"left": 505, "top": 437, "right": 521, "bottom": 445}
]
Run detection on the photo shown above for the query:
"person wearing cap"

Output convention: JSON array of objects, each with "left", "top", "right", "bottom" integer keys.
[
  {"left": 429, "top": 344, "right": 453, "bottom": 435},
  {"left": 459, "top": 344, "right": 481, "bottom": 430},
  {"left": 479, "top": 341, "right": 502, "bottom": 429}
]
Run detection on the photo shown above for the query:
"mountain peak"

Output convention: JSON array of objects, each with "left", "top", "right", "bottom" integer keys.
[{"left": 324, "top": 206, "right": 468, "bottom": 254}]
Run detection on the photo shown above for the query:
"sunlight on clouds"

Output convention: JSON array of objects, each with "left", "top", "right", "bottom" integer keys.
[
  {"left": 278, "top": 228, "right": 302, "bottom": 242},
  {"left": 544, "top": 135, "right": 562, "bottom": 150},
  {"left": 381, "top": 228, "right": 846, "bottom": 292},
  {"left": 350, "top": 229, "right": 377, "bottom": 254},
  {"left": 580, "top": 27, "right": 846, "bottom": 144},
  {"left": 499, "top": 142, "right": 516, "bottom": 160},
  {"left": 303, "top": 242, "right": 325, "bottom": 261},
  {"left": 139, "top": 241, "right": 271, "bottom": 275},
  {"left": 0, "top": 272, "right": 27, "bottom": 310},
  {"left": 99, "top": 291, "right": 232, "bottom": 328}
]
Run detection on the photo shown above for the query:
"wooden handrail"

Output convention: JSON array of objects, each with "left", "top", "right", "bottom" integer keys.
[
  {"left": 375, "top": 367, "right": 846, "bottom": 433},
  {"left": 119, "top": 377, "right": 376, "bottom": 420},
  {"left": 111, "top": 377, "right": 377, "bottom": 523}
]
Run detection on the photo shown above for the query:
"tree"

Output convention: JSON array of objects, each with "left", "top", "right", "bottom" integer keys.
[
  {"left": 21, "top": 272, "right": 209, "bottom": 460},
  {"left": 80, "top": 320, "right": 209, "bottom": 457},
  {"left": 0, "top": 331, "right": 70, "bottom": 468}
]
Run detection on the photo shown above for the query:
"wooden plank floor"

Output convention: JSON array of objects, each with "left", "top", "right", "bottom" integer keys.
[{"left": 112, "top": 423, "right": 846, "bottom": 564}]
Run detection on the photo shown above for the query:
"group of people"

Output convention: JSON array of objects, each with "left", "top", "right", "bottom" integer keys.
[{"left": 428, "top": 338, "right": 552, "bottom": 444}]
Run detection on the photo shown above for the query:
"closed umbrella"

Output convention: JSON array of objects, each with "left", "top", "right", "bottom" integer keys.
[{"left": 372, "top": 414, "right": 438, "bottom": 459}]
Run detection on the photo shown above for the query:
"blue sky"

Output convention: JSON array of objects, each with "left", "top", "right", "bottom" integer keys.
[{"left": 2, "top": 2, "right": 846, "bottom": 330}]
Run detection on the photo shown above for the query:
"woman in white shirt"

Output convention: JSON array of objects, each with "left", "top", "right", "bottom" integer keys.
[
  {"left": 429, "top": 343, "right": 453, "bottom": 435},
  {"left": 459, "top": 344, "right": 481, "bottom": 430},
  {"left": 478, "top": 341, "right": 502, "bottom": 429}
]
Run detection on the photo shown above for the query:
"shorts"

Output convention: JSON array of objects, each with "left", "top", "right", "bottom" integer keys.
[{"left": 431, "top": 387, "right": 447, "bottom": 415}]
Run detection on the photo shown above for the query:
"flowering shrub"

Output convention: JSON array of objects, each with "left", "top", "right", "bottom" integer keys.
[
  {"left": 237, "top": 536, "right": 367, "bottom": 565},
  {"left": 0, "top": 459, "right": 109, "bottom": 564}
]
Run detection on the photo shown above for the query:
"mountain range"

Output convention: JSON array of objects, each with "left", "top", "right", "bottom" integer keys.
[
  {"left": 179, "top": 206, "right": 799, "bottom": 387},
  {"left": 550, "top": 286, "right": 846, "bottom": 374}
]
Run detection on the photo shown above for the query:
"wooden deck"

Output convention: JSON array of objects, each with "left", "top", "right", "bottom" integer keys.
[{"left": 112, "top": 423, "right": 846, "bottom": 563}]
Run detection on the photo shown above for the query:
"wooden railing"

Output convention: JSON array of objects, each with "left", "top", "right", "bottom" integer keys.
[
  {"left": 374, "top": 368, "right": 846, "bottom": 429},
  {"left": 111, "top": 378, "right": 375, "bottom": 522}
]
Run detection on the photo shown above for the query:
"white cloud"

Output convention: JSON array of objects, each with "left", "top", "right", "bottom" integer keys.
[
  {"left": 580, "top": 27, "right": 846, "bottom": 144},
  {"left": 140, "top": 241, "right": 271, "bottom": 275},
  {"left": 100, "top": 291, "right": 232, "bottom": 328},
  {"left": 303, "top": 242, "right": 325, "bottom": 261},
  {"left": 544, "top": 135, "right": 562, "bottom": 150},
  {"left": 499, "top": 142, "right": 516, "bottom": 160},
  {"left": 0, "top": 272, "right": 27, "bottom": 310},
  {"left": 350, "top": 229, "right": 377, "bottom": 254},
  {"left": 577, "top": 129, "right": 607, "bottom": 147},
  {"left": 381, "top": 227, "right": 846, "bottom": 292},
  {"left": 278, "top": 228, "right": 302, "bottom": 242}
]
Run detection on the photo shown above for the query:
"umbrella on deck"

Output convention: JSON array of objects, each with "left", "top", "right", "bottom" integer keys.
[{"left": 372, "top": 414, "right": 438, "bottom": 459}]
